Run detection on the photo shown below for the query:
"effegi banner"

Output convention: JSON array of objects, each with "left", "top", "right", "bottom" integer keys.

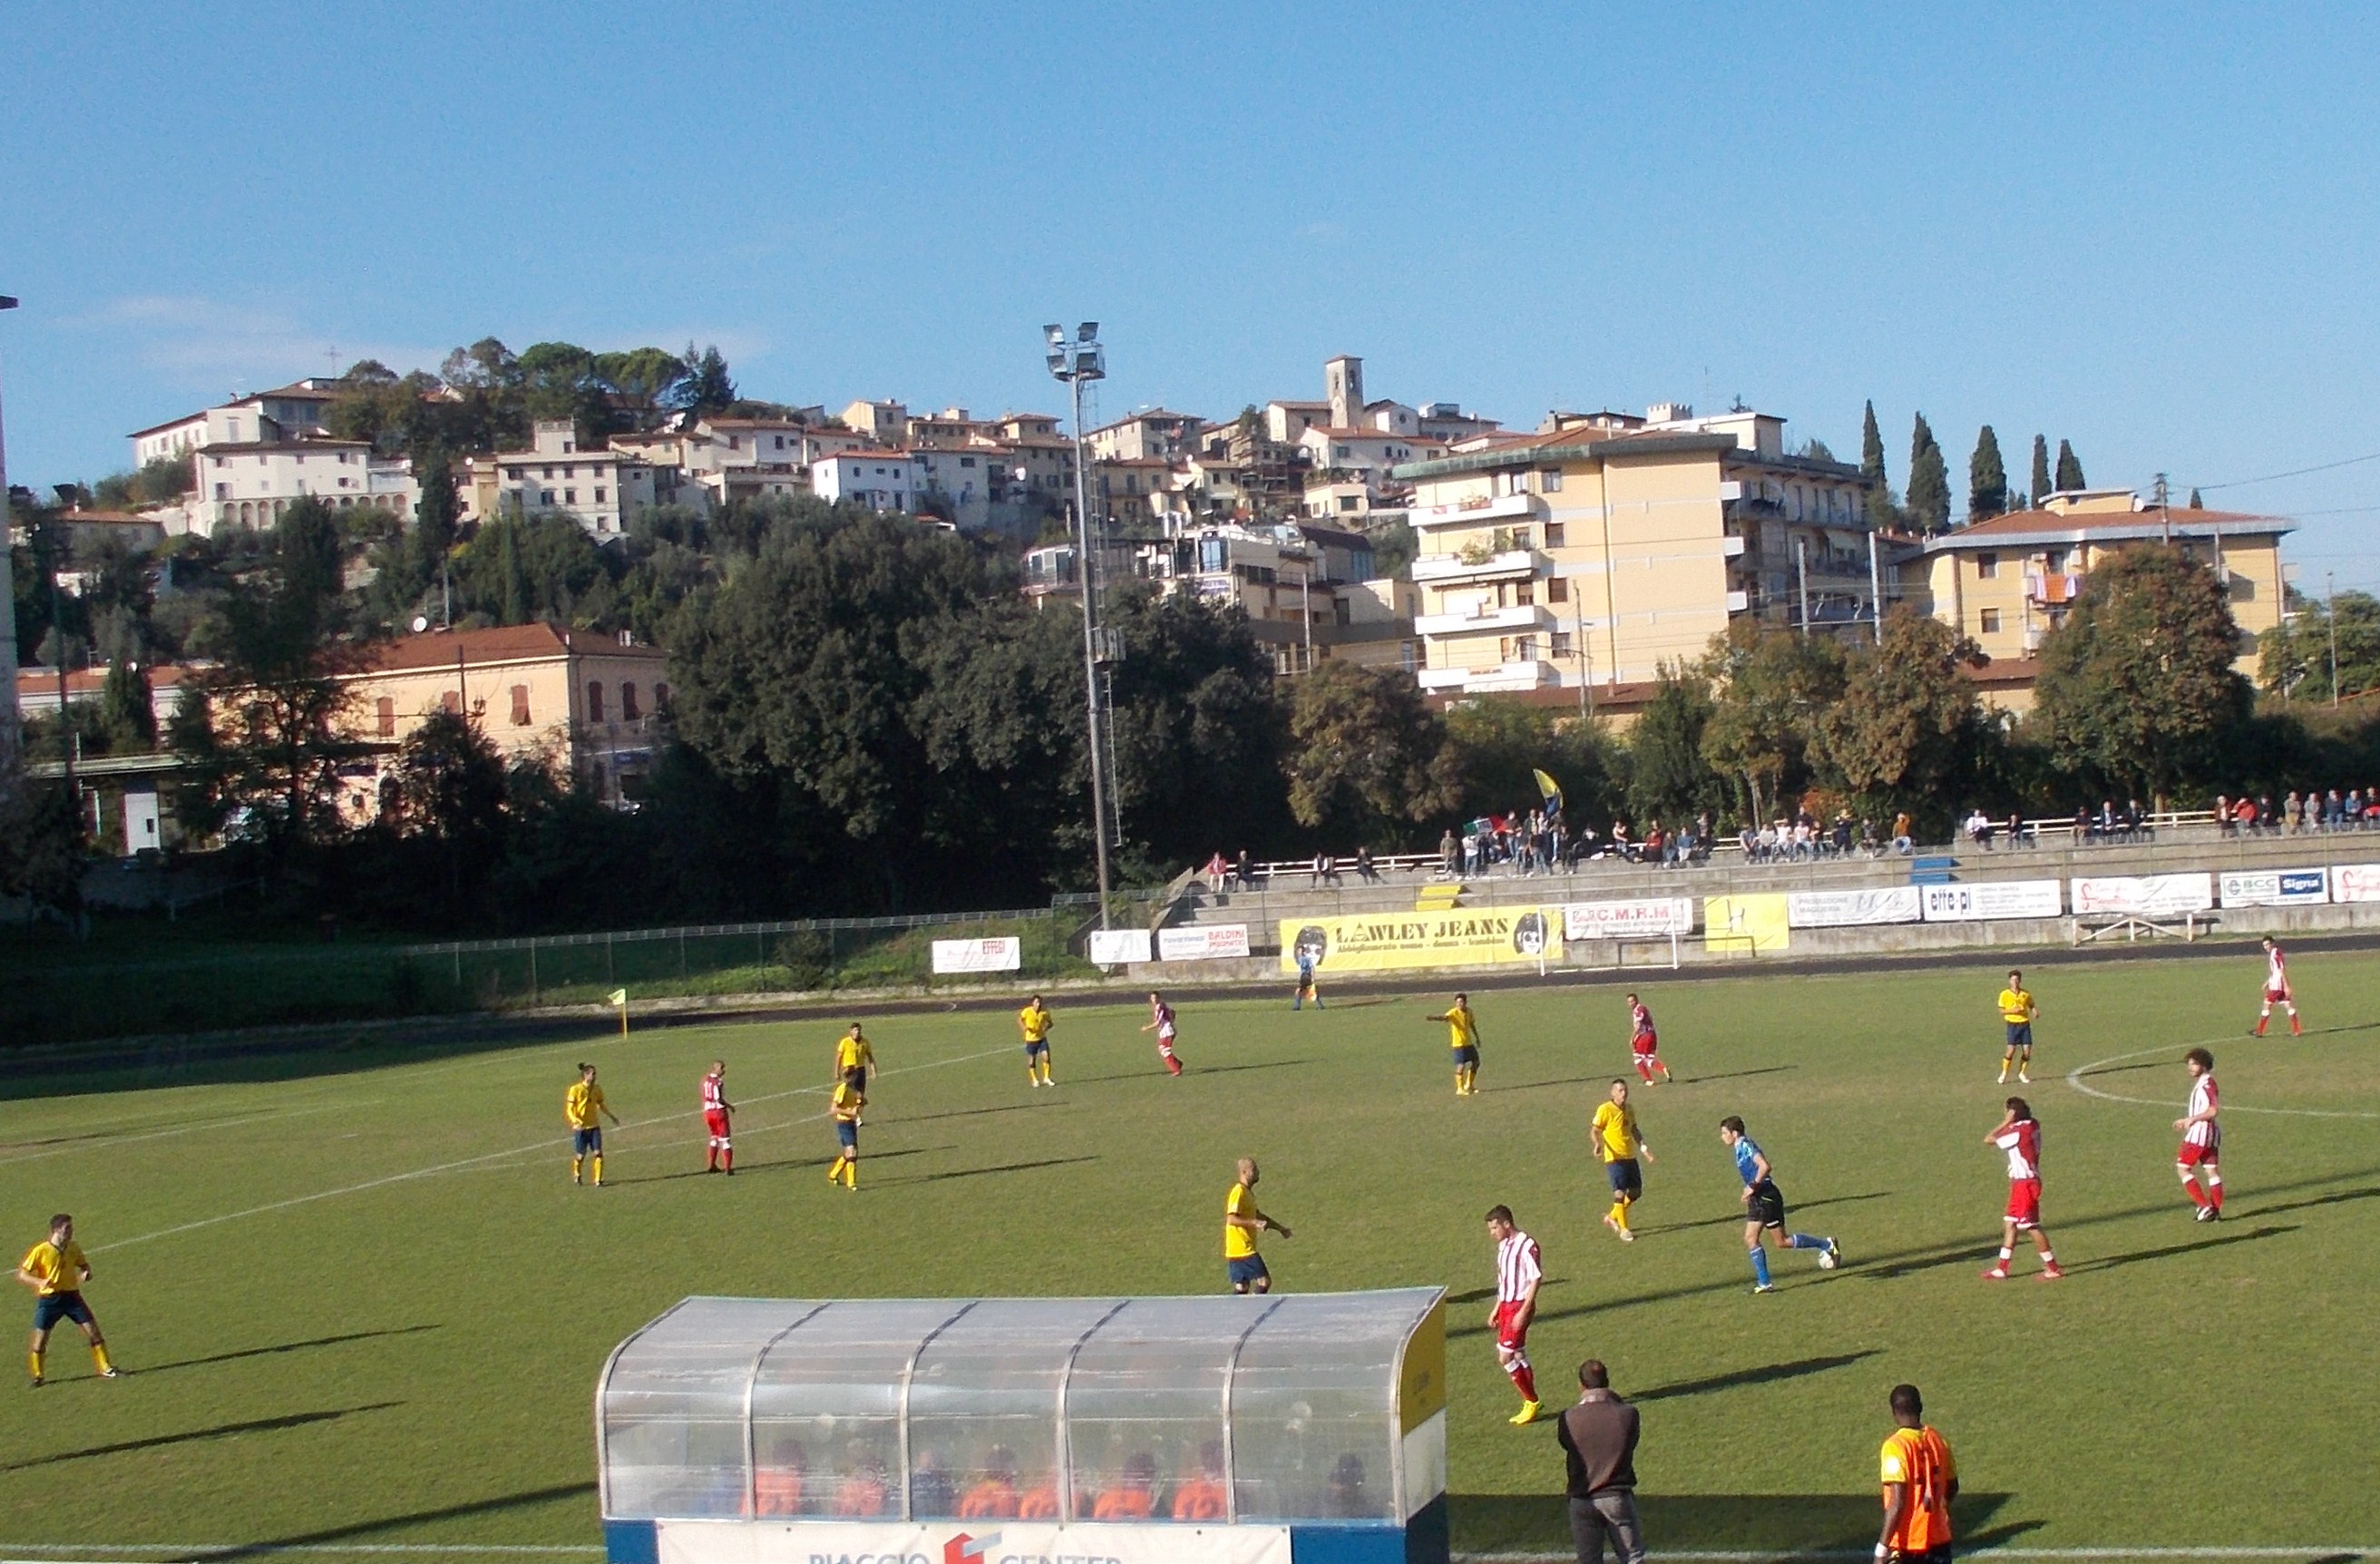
[
  {"left": 930, "top": 936, "right": 1023, "bottom": 974},
  {"left": 2069, "top": 873, "right": 2215, "bottom": 916},
  {"left": 1159, "top": 924, "right": 1251, "bottom": 961},
  {"left": 1785, "top": 885, "right": 1923, "bottom": 928},
  {"left": 2219, "top": 869, "right": 2330, "bottom": 908},
  {"left": 1702, "top": 894, "right": 1791, "bottom": 953},
  {"left": 650, "top": 1519, "right": 1294, "bottom": 1564},
  {"left": 1278, "top": 908, "right": 1556, "bottom": 973},
  {"left": 2330, "top": 864, "right": 2380, "bottom": 904},
  {"left": 1562, "top": 898, "right": 1695, "bottom": 940},
  {"left": 1921, "top": 879, "right": 2063, "bottom": 922},
  {"left": 1088, "top": 929, "right": 1154, "bottom": 965}
]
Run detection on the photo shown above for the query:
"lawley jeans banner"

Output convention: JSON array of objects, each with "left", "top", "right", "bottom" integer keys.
[{"left": 1277, "top": 909, "right": 1555, "bottom": 973}]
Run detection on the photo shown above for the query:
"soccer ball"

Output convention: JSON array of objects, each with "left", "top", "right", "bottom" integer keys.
[{"left": 1817, "top": 1249, "right": 1839, "bottom": 1270}]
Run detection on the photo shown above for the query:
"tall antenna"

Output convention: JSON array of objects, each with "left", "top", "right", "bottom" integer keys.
[{"left": 327, "top": 346, "right": 340, "bottom": 380}]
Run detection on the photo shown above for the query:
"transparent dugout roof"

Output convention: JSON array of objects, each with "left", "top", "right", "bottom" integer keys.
[{"left": 599, "top": 1290, "right": 1446, "bottom": 1527}]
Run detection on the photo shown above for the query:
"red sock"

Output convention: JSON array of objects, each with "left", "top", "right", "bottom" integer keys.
[
  {"left": 722, "top": 1148, "right": 733, "bottom": 1171},
  {"left": 2209, "top": 1181, "right": 2223, "bottom": 1211},
  {"left": 707, "top": 1149, "right": 718, "bottom": 1170},
  {"left": 1634, "top": 1060, "right": 1653, "bottom": 1082},
  {"left": 2255, "top": 1018, "right": 2268, "bottom": 1035},
  {"left": 2185, "top": 1180, "right": 2207, "bottom": 1207},
  {"left": 1167, "top": 1057, "right": 1183, "bottom": 1075},
  {"left": 2290, "top": 1016, "right": 2302, "bottom": 1035},
  {"left": 1510, "top": 1362, "right": 1537, "bottom": 1402}
]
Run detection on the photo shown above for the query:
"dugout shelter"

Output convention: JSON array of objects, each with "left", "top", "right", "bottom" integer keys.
[{"left": 596, "top": 1289, "right": 1448, "bottom": 1564}]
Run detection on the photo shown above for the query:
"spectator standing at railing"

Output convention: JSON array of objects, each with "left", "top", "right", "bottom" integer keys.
[
  {"left": 1236, "top": 849, "right": 1256, "bottom": 890},
  {"left": 1440, "top": 828, "right": 1459, "bottom": 877}
]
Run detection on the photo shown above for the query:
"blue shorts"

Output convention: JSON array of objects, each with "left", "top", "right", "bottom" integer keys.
[
  {"left": 836, "top": 1121, "right": 859, "bottom": 1149},
  {"left": 2004, "top": 1022, "right": 2033, "bottom": 1049},
  {"left": 1025, "top": 1039, "right": 1049, "bottom": 1056},
  {"left": 1227, "top": 1256, "right": 1269, "bottom": 1289},
  {"left": 34, "top": 1292, "right": 93, "bottom": 1333},
  {"left": 1605, "top": 1158, "right": 1643, "bottom": 1199},
  {"left": 1451, "top": 1045, "right": 1479, "bottom": 1069},
  {"left": 573, "top": 1128, "right": 603, "bottom": 1156}
]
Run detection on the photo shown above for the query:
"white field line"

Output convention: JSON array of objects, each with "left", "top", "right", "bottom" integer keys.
[
  {"left": 2066, "top": 1042, "right": 2380, "bottom": 1119},
  {"left": 89, "top": 1045, "right": 1014, "bottom": 1255},
  {"left": 0, "top": 1106, "right": 364, "bottom": 1168}
]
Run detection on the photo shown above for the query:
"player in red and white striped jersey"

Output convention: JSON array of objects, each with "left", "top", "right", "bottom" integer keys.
[
  {"left": 1140, "top": 992, "right": 1185, "bottom": 1077},
  {"left": 2253, "top": 937, "right": 2301, "bottom": 1036},
  {"left": 701, "top": 1061, "right": 735, "bottom": 1175},
  {"left": 1983, "top": 1099, "right": 2062, "bottom": 1281},
  {"left": 2176, "top": 1048, "right": 2223, "bottom": 1220},
  {"left": 1484, "top": 1205, "right": 1543, "bottom": 1424}
]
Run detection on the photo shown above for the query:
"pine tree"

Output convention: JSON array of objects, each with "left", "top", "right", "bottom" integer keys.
[
  {"left": 2188, "top": 488, "right": 2205, "bottom": 509},
  {"left": 1968, "top": 425, "right": 2007, "bottom": 521},
  {"left": 1907, "top": 414, "right": 1951, "bottom": 533},
  {"left": 1860, "top": 401, "right": 1894, "bottom": 527},
  {"left": 2054, "top": 439, "right": 2086, "bottom": 491},
  {"left": 499, "top": 521, "right": 530, "bottom": 625},
  {"left": 2029, "top": 434, "right": 2051, "bottom": 505}
]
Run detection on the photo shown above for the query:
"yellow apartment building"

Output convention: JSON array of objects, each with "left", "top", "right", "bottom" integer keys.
[
  {"left": 1896, "top": 490, "right": 2293, "bottom": 713},
  {"left": 1391, "top": 406, "right": 1877, "bottom": 696}
]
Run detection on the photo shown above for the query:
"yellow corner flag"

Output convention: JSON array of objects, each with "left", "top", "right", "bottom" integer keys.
[{"left": 609, "top": 989, "right": 629, "bottom": 1038}]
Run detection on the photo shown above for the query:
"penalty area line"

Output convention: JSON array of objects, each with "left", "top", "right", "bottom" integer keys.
[{"left": 90, "top": 1044, "right": 1015, "bottom": 1255}]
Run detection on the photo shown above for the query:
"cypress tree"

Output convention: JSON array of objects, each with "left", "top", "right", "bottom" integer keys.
[
  {"left": 2029, "top": 435, "right": 2051, "bottom": 505},
  {"left": 2188, "top": 488, "right": 2205, "bottom": 509},
  {"left": 499, "top": 521, "right": 530, "bottom": 625},
  {"left": 1907, "top": 414, "right": 1951, "bottom": 533},
  {"left": 1968, "top": 425, "right": 2007, "bottom": 521},
  {"left": 1860, "top": 400, "right": 1894, "bottom": 528},
  {"left": 2054, "top": 439, "right": 2086, "bottom": 491}
]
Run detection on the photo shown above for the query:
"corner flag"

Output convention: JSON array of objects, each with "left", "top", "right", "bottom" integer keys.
[{"left": 609, "top": 988, "right": 629, "bottom": 1039}]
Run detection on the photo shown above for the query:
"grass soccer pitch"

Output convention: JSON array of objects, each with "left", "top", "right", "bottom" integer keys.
[{"left": 2, "top": 951, "right": 2376, "bottom": 1562}]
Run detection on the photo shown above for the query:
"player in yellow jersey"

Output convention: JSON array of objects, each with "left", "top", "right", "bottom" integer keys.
[
  {"left": 827, "top": 1079, "right": 864, "bottom": 1190},
  {"left": 565, "top": 1062, "right": 620, "bottom": 1186},
  {"left": 1590, "top": 1080, "right": 1654, "bottom": 1241},
  {"left": 1224, "top": 1157, "right": 1291, "bottom": 1293},
  {"left": 1426, "top": 993, "right": 1483, "bottom": 1095},
  {"left": 834, "top": 1022, "right": 875, "bottom": 1100},
  {"left": 17, "top": 1215, "right": 118, "bottom": 1386},
  {"left": 1995, "top": 970, "right": 2037, "bottom": 1084},
  {"left": 1019, "top": 995, "right": 1055, "bottom": 1086}
]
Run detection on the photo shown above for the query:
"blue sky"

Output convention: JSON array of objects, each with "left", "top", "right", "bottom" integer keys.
[{"left": 4, "top": 5, "right": 2375, "bottom": 587}]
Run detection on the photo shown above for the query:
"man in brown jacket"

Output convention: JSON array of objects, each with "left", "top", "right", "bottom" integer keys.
[{"left": 1555, "top": 1359, "right": 1643, "bottom": 1564}]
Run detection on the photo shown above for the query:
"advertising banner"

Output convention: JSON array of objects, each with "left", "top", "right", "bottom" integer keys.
[
  {"left": 653, "top": 1519, "right": 1294, "bottom": 1564},
  {"left": 2330, "top": 864, "right": 2380, "bottom": 904},
  {"left": 930, "top": 936, "right": 1023, "bottom": 974},
  {"left": 1562, "top": 898, "right": 1695, "bottom": 940},
  {"left": 1702, "top": 894, "right": 1791, "bottom": 953},
  {"left": 1785, "top": 885, "right": 1923, "bottom": 928},
  {"left": 1277, "top": 908, "right": 1555, "bottom": 973},
  {"left": 2070, "top": 874, "right": 2215, "bottom": 917},
  {"left": 1088, "top": 929, "right": 1154, "bottom": 965},
  {"left": 1159, "top": 924, "right": 1251, "bottom": 961},
  {"left": 2219, "top": 869, "right": 2330, "bottom": 908},
  {"left": 1921, "top": 879, "right": 2063, "bottom": 923}
]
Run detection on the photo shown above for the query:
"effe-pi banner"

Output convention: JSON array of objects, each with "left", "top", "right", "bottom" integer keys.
[
  {"left": 1922, "top": 879, "right": 2063, "bottom": 922},
  {"left": 930, "top": 936, "right": 1024, "bottom": 974},
  {"left": 2070, "top": 873, "right": 2215, "bottom": 917},
  {"left": 1088, "top": 928, "right": 1154, "bottom": 965},
  {"left": 1278, "top": 908, "right": 1556, "bottom": 973},
  {"left": 2219, "top": 869, "right": 2329, "bottom": 908}
]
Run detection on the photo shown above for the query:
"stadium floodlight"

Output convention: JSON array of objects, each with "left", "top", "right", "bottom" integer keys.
[{"left": 1046, "top": 319, "right": 1113, "bottom": 928}]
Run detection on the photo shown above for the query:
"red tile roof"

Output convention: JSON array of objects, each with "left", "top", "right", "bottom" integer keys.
[{"left": 351, "top": 624, "right": 667, "bottom": 676}]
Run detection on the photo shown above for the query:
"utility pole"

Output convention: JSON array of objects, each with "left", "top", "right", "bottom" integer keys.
[
  {"left": 1046, "top": 324, "right": 1113, "bottom": 930},
  {"left": 1867, "top": 530, "right": 1885, "bottom": 645},
  {"left": 1795, "top": 536, "right": 1811, "bottom": 640}
]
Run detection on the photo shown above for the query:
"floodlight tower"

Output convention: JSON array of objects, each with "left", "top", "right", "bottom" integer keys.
[{"left": 1046, "top": 322, "right": 1113, "bottom": 928}]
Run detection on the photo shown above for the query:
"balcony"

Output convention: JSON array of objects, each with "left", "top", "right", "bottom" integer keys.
[
  {"left": 1413, "top": 602, "right": 1556, "bottom": 638},
  {"left": 1410, "top": 492, "right": 1543, "bottom": 529},
  {"left": 1411, "top": 547, "right": 1547, "bottom": 585},
  {"left": 1417, "top": 659, "right": 1561, "bottom": 693},
  {"left": 2025, "top": 572, "right": 2082, "bottom": 605}
]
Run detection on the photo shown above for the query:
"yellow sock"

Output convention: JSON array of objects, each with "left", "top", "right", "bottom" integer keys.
[
  {"left": 91, "top": 1343, "right": 112, "bottom": 1374},
  {"left": 1615, "top": 1199, "right": 1633, "bottom": 1233},
  {"left": 571, "top": 1155, "right": 583, "bottom": 1182},
  {"left": 28, "top": 1350, "right": 43, "bottom": 1381},
  {"left": 844, "top": 1162, "right": 858, "bottom": 1189},
  {"left": 590, "top": 1153, "right": 603, "bottom": 1185}
]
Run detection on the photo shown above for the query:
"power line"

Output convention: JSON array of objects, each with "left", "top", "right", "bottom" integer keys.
[{"left": 2196, "top": 449, "right": 2380, "bottom": 491}]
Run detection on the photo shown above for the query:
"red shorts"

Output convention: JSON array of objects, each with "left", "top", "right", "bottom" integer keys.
[
  {"left": 2005, "top": 1178, "right": 2042, "bottom": 1229},
  {"left": 1631, "top": 1032, "right": 1659, "bottom": 1057},
  {"left": 705, "top": 1109, "right": 730, "bottom": 1139},
  {"left": 1491, "top": 1301, "right": 1529, "bottom": 1351},
  {"left": 2178, "top": 1140, "right": 2219, "bottom": 1168},
  {"left": 2264, "top": 987, "right": 2289, "bottom": 1004}
]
